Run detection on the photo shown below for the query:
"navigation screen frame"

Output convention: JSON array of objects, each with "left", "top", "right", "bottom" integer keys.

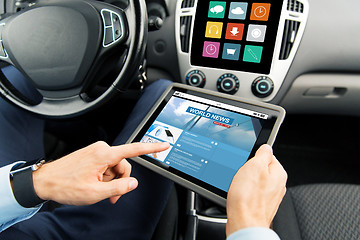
[
  {"left": 127, "top": 84, "right": 285, "bottom": 206},
  {"left": 190, "top": 0, "right": 284, "bottom": 74}
]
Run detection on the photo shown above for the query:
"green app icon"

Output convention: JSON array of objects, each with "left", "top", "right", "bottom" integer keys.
[
  {"left": 208, "top": 1, "right": 226, "bottom": 19},
  {"left": 243, "top": 45, "right": 263, "bottom": 63}
]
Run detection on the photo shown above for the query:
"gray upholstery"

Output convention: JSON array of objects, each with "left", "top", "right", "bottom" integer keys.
[{"left": 273, "top": 184, "right": 360, "bottom": 240}]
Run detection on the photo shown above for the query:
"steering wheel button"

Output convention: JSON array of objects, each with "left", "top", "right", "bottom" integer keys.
[
  {"left": 101, "top": 10, "right": 125, "bottom": 47},
  {"left": 112, "top": 13, "right": 119, "bottom": 23},
  {"left": 104, "top": 28, "right": 114, "bottom": 45},
  {"left": 113, "top": 15, "right": 122, "bottom": 40},
  {"left": 101, "top": 11, "right": 112, "bottom": 27}
]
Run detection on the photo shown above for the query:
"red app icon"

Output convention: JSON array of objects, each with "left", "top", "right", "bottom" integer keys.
[{"left": 225, "top": 23, "right": 244, "bottom": 41}]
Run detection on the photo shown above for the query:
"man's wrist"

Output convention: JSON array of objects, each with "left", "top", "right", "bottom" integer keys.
[
  {"left": 32, "top": 163, "right": 50, "bottom": 201},
  {"left": 226, "top": 217, "right": 268, "bottom": 237}
]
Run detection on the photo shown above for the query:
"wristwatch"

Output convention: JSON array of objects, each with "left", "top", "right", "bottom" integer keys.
[{"left": 10, "top": 159, "right": 46, "bottom": 208}]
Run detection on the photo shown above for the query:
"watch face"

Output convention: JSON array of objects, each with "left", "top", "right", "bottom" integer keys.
[{"left": 191, "top": 0, "right": 284, "bottom": 74}]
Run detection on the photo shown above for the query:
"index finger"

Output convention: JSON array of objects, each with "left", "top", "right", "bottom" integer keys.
[{"left": 108, "top": 142, "right": 170, "bottom": 165}]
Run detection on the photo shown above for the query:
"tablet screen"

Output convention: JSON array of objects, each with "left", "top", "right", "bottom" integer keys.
[
  {"left": 190, "top": 0, "right": 283, "bottom": 74},
  {"left": 133, "top": 87, "right": 279, "bottom": 198}
]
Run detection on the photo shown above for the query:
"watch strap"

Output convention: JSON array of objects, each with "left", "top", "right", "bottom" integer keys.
[{"left": 12, "top": 167, "right": 45, "bottom": 208}]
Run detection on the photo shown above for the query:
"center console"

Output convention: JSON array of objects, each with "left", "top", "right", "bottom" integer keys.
[
  {"left": 176, "top": 0, "right": 309, "bottom": 102},
  {"left": 174, "top": 1, "right": 309, "bottom": 239}
]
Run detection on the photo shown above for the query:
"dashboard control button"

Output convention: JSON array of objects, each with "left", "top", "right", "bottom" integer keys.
[
  {"left": 252, "top": 76, "right": 274, "bottom": 98},
  {"left": 186, "top": 70, "right": 206, "bottom": 88},
  {"left": 217, "top": 74, "right": 239, "bottom": 94}
]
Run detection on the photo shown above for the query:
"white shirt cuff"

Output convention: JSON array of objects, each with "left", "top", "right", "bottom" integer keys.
[
  {"left": 0, "top": 162, "right": 42, "bottom": 232},
  {"left": 227, "top": 227, "right": 280, "bottom": 240}
]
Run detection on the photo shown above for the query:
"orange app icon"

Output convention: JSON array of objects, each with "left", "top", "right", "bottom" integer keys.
[
  {"left": 225, "top": 23, "right": 244, "bottom": 41},
  {"left": 250, "top": 3, "right": 271, "bottom": 21}
]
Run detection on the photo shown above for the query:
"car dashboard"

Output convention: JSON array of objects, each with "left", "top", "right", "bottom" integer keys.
[
  {"left": 176, "top": 0, "right": 308, "bottom": 102},
  {"left": 146, "top": 0, "right": 360, "bottom": 116}
]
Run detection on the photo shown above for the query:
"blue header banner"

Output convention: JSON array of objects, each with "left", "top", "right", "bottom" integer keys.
[{"left": 186, "top": 107, "right": 234, "bottom": 125}]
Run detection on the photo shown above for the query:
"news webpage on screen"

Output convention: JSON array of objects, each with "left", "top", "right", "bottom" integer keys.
[{"left": 140, "top": 91, "right": 267, "bottom": 191}]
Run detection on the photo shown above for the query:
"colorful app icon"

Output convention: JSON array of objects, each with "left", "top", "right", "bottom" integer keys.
[
  {"left": 222, "top": 43, "right": 241, "bottom": 61},
  {"left": 243, "top": 45, "right": 263, "bottom": 63},
  {"left": 250, "top": 3, "right": 271, "bottom": 21},
  {"left": 208, "top": 1, "right": 227, "bottom": 19},
  {"left": 246, "top": 24, "right": 267, "bottom": 42},
  {"left": 228, "top": 2, "right": 248, "bottom": 20},
  {"left": 225, "top": 23, "right": 244, "bottom": 41},
  {"left": 205, "top": 21, "right": 223, "bottom": 39},
  {"left": 202, "top": 41, "right": 220, "bottom": 58}
]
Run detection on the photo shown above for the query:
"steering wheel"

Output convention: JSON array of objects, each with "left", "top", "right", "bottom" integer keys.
[{"left": 0, "top": 0, "right": 147, "bottom": 118}]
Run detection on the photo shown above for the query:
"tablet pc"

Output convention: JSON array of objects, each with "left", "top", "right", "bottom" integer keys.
[{"left": 127, "top": 83, "right": 285, "bottom": 206}]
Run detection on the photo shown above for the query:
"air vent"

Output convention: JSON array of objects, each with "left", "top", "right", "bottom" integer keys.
[
  {"left": 287, "top": 0, "right": 304, "bottom": 13},
  {"left": 180, "top": 16, "right": 192, "bottom": 53},
  {"left": 279, "top": 20, "right": 300, "bottom": 60},
  {"left": 181, "top": 0, "right": 195, "bottom": 8}
]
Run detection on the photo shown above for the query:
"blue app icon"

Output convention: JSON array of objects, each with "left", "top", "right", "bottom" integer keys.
[
  {"left": 228, "top": 2, "right": 248, "bottom": 20},
  {"left": 222, "top": 43, "right": 241, "bottom": 61}
]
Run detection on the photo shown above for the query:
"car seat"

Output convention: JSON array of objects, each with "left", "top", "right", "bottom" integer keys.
[{"left": 273, "top": 184, "right": 360, "bottom": 240}]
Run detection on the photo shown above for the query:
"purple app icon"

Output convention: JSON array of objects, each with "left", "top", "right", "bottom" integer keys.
[{"left": 202, "top": 41, "right": 220, "bottom": 58}]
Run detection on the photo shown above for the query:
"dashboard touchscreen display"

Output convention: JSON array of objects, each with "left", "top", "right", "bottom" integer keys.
[
  {"left": 136, "top": 89, "right": 278, "bottom": 196},
  {"left": 190, "top": 0, "right": 283, "bottom": 74}
]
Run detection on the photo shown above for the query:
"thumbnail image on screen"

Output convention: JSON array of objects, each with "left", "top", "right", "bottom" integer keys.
[{"left": 140, "top": 92, "right": 266, "bottom": 192}]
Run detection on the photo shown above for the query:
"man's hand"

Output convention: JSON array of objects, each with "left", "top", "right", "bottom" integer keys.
[
  {"left": 226, "top": 144, "right": 287, "bottom": 236},
  {"left": 32, "top": 141, "right": 170, "bottom": 206}
]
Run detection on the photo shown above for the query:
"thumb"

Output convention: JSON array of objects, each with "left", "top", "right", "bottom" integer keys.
[
  {"left": 98, "top": 177, "right": 139, "bottom": 200},
  {"left": 253, "top": 144, "right": 273, "bottom": 164}
]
